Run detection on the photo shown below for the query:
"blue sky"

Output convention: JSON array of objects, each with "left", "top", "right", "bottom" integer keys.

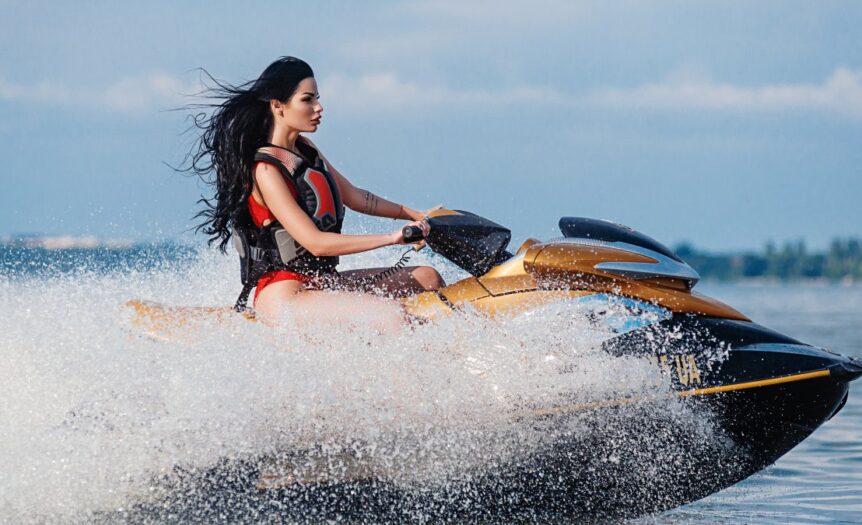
[{"left": 1, "top": 0, "right": 860, "bottom": 251}]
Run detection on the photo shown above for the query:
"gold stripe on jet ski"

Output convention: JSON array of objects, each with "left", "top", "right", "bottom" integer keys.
[
  {"left": 678, "top": 369, "right": 831, "bottom": 397},
  {"left": 529, "top": 368, "right": 832, "bottom": 417}
]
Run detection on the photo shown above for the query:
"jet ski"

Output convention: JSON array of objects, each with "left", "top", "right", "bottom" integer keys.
[
  {"left": 127, "top": 208, "right": 861, "bottom": 519},
  {"left": 395, "top": 209, "right": 861, "bottom": 516}
]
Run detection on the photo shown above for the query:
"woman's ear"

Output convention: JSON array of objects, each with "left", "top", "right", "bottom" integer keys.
[{"left": 270, "top": 99, "right": 283, "bottom": 117}]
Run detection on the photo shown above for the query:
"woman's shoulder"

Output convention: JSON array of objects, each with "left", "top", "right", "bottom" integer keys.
[{"left": 253, "top": 158, "right": 282, "bottom": 178}]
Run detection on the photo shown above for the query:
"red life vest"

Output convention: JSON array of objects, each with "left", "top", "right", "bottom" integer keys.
[
  {"left": 253, "top": 141, "right": 345, "bottom": 234},
  {"left": 232, "top": 140, "right": 345, "bottom": 310}
]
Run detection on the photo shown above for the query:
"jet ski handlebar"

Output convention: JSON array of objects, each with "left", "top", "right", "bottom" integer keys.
[{"left": 402, "top": 225, "right": 425, "bottom": 244}]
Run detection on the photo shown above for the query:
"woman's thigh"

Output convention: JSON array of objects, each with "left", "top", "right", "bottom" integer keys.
[
  {"left": 334, "top": 266, "right": 445, "bottom": 297},
  {"left": 254, "top": 279, "right": 305, "bottom": 319},
  {"left": 254, "top": 279, "right": 405, "bottom": 334}
]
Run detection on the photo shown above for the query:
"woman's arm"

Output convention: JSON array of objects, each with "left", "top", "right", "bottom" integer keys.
[
  {"left": 255, "top": 162, "right": 408, "bottom": 257},
  {"left": 302, "top": 136, "right": 427, "bottom": 220},
  {"left": 324, "top": 159, "right": 426, "bottom": 221}
]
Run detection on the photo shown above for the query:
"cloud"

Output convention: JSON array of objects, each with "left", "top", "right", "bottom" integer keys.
[
  {"left": 0, "top": 72, "right": 201, "bottom": 114},
  {"left": 335, "top": 0, "right": 594, "bottom": 64},
  {"left": 1, "top": 69, "right": 563, "bottom": 117},
  {"left": 338, "top": 33, "right": 450, "bottom": 61},
  {"left": 101, "top": 73, "right": 199, "bottom": 113},
  {"left": 402, "top": 0, "right": 588, "bottom": 25},
  {"left": 338, "top": 0, "right": 590, "bottom": 62},
  {"left": 7, "top": 66, "right": 861, "bottom": 121},
  {"left": 591, "top": 67, "right": 862, "bottom": 117},
  {"left": 323, "top": 72, "right": 565, "bottom": 115},
  {"left": 0, "top": 78, "right": 71, "bottom": 104}
]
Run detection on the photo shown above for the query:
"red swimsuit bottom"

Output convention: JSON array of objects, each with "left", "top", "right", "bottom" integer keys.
[{"left": 248, "top": 172, "right": 313, "bottom": 305}]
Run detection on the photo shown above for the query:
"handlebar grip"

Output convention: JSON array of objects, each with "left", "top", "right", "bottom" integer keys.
[{"left": 402, "top": 225, "right": 424, "bottom": 243}]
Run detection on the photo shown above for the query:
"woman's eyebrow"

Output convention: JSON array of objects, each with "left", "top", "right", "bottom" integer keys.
[{"left": 301, "top": 92, "right": 319, "bottom": 96}]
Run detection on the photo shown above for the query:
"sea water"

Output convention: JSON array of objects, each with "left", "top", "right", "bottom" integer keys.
[{"left": 1, "top": 245, "right": 859, "bottom": 523}]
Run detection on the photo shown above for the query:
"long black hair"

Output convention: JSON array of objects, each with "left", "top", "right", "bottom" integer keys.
[{"left": 183, "top": 57, "right": 314, "bottom": 251}]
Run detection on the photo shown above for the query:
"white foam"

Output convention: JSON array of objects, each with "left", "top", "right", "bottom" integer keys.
[{"left": 0, "top": 246, "right": 708, "bottom": 521}]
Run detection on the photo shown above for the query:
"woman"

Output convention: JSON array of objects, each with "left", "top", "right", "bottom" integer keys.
[{"left": 189, "top": 57, "right": 445, "bottom": 329}]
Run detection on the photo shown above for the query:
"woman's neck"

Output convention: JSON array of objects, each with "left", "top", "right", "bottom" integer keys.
[{"left": 267, "top": 127, "right": 301, "bottom": 151}]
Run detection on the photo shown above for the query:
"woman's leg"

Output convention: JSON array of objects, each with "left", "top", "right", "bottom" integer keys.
[
  {"left": 254, "top": 279, "right": 405, "bottom": 333},
  {"left": 333, "top": 266, "right": 445, "bottom": 297}
]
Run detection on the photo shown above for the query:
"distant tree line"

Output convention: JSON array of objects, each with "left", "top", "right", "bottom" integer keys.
[{"left": 674, "top": 238, "right": 862, "bottom": 281}]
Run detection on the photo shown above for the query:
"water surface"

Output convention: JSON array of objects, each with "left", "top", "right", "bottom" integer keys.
[{"left": 1, "top": 248, "right": 860, "bottom": 522}]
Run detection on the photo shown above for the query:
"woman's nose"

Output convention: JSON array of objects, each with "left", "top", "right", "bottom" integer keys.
[{"left": 314, "top": 101, "right": 323, "bottom": 114}]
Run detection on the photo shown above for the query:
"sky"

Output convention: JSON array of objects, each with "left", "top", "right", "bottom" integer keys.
[{"left": 1, "top": 0, "right": 860, "bottom": 251}]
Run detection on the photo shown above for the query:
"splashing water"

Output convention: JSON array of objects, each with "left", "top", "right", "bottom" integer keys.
[{"left": 0, "top": 246, "right": 735, "bottom": 522}]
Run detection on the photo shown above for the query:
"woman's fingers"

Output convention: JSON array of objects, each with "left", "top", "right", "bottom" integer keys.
[
  {"left": 393, "top": 219, "right": 427, "bottom": 245},
  {"left": 409, "top": 219, "right": 430, "bottom": 240}
]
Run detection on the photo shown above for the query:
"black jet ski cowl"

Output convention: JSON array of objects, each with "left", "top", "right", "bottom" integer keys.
[
  {"left": 560, "top": 217, "right": 682, "bottom": 262},
  {"left": 830, "top": 357, "right": 862, "bottom": 383}
]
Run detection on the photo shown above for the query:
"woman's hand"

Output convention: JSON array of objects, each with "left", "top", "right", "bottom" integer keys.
[{"left": 391, "top": 218, "right": 430, "bottom": 245}]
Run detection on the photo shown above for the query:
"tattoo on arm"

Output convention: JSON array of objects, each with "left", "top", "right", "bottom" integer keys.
[{"left": 363, "top": 190, "right": 380, "bottom": 215}]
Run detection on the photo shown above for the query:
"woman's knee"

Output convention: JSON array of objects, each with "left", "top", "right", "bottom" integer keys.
[{"left": 410, "top": 266, "right": 445, "bottom": 291}]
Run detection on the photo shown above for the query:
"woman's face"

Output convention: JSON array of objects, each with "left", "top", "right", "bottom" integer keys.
[{"left": 274, "top": 77, "right": 323, "bottom": 133}]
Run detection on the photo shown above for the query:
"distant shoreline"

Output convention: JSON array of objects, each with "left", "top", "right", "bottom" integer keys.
[
  {"left": 676, "top": 238, "right": 862, "bottom": 282},
  {"left": 0, "top": 235, "right": 135, "bottom": 250},
  {"left": 698, "top": 276, "right": 859, "bottom": 286}
]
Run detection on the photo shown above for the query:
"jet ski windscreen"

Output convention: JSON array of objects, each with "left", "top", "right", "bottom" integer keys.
[
  {"left": 559, "top": 217, "right": 683, "bottom": 263},
  {"left": 426, "top": 211, "right": 512, "bottom": 276}
]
